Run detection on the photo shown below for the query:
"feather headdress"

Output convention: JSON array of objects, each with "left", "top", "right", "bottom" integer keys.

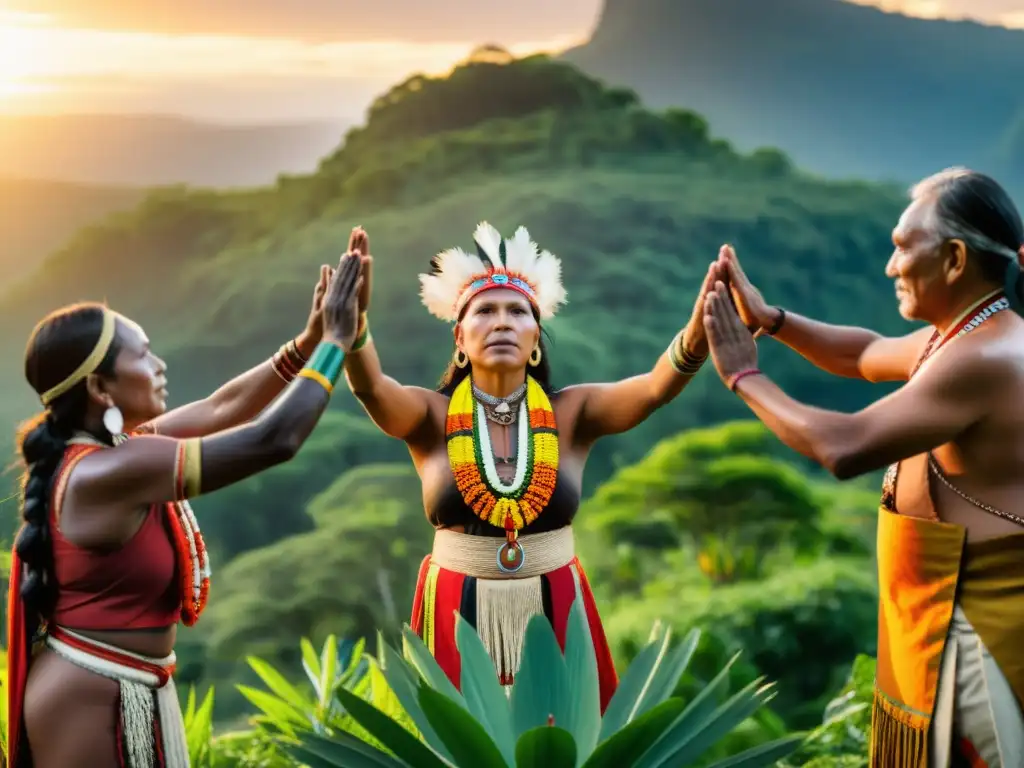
[{"left": 419, "top": 222, "right": 567, "bottom": 322}]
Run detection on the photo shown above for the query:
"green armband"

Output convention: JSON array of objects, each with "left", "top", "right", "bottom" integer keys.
[
  {"left": 351, "top": 314, "right": 371, "bottom": 352},
  {"left": 297, "top": 342, "right": 346, "bottom": 393}
]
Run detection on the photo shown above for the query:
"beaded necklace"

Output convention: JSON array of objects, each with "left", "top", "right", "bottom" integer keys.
[{"left": 445, "top": 375, "right": 558, "bottom": 572}]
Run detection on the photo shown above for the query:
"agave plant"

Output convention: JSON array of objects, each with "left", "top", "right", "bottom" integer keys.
[
  {"left": 238, "top": 633, "right": 414, "bottom": 755},
  {"left": 283, "top": 596, "right": 804, "bottom": 767}
]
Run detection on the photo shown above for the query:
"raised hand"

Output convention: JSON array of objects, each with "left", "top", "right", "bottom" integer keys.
[
  {"left": 348, "top": 226, "right": 373, "bottom": 314},
  {"left": 703, "top": 280, "right": 759, "bottom": 384},
  {"left": 717, "top": 245, "right": 777, "bottom": 336},
  {"left": 302, "top": 264, "right": 332, "bottom": 345},
  {"left": 322, "top": 252, "right": 364, "bottom": 350},
  {"left": 680, "top": 260, "right": 723, "bottom": 356}
]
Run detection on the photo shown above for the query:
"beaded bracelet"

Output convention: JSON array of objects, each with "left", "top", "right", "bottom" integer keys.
[
  {"left": 668, "top": 332, "right": 707, "bottom": 376},
  {"left": 297, "top": 342, "right": 346, "bottom": 394},
  {"left": 271, "top": 339, "right": 307, "bottom": 383},
  {"left": 727, "top": 368, "right": 763, "bottom": 392}
]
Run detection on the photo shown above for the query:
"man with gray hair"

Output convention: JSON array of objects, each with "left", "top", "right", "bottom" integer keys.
[{"left": 700, "top": 168, "right": 1024, "bottom": 767}]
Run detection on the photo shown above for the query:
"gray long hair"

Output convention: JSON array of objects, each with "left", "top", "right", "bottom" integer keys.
[{"left": 911, "top": 167, "right": 1024, "bottom": 315}]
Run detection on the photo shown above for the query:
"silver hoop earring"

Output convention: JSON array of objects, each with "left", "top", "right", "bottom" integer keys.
[{"left": 102, "top": 405, "right": 124, "bottom": 437}]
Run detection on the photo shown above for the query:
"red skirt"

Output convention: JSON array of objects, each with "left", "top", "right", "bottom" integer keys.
[{"left": 410, "top": 552, "right": 618, "bottom": 713}]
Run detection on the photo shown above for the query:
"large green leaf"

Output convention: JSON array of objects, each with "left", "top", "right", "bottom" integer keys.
[
  {"left": 455, "top": 614, "right": 517, "bottom": 765},
  {"left": 419, "top": 684, "right": 510, "bottom": 768},
  {"left": 631, "top": 629, "right": 701, "bottom": 718},
  {"left": 561, "top": 596, "right": 601, "bottom": 765},
  {"left": 515, "top": 726, "right": 578, "bottom": 768},
  {"left": 702, "top": 734, "right": 806, "bottom": 768},
  {"left": 247, "top": 655, "right": 314, "bottom": 712},
  {"left": 640, "top": 677, "right": 778, "bottom": 767},
  {"left": 634, "top": 650, "right": 743, "bottom": 767},
  {"left": 597, "top": 624, "right": 673, "bottom": 740},
  {"left": 402, "top": 625, "right": 466, "bottom": 706},
  {"left": 379, "top": 642, "right": 455, "bottom": 762},
  {"left": 284, "top": 731, "right": 406, "bottom": 768},
  {"left": 581, "top": 698, "right": 685, "bottom": 768},
  {"left": 183, "top": 686, "right": 215, "bottom": 766},
  {"left": 302, "top": 636, "right": 322, "bottom": 689},
  {"left": 235, "top": 685, "right": 309, "bottom": 735},
  {"left": 320, "top": 634, "right": 340, "bottom": 707},
  {"left": 510, "top": 614, "right": 571, "bottom": 738},
  {"left": 334, "top": 687, "right": 450, "bottom": 768}
]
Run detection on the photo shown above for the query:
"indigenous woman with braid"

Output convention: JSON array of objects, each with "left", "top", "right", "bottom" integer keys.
[
  {"left": 343, "top": 223, "right": 715, "bottom": 710},
  {"left": 7, "top": 252, "right": 364, "bottom": 768}
]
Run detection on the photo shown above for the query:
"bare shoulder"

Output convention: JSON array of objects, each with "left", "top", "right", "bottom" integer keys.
[
  {"left": 405, "top": 386, "right": 451, "bottom": 447},
  {"left": 409, "top": 385, "right": 449, "bottom": 410},
  {"left": 546, "top": 386, "right": 587, "bottom": 434},
  {"left": 915, "top": 325, "right": 1021, "bottom": 398},
  {"left": 548, "top": 385, "right": 586, "bottom": 411}
]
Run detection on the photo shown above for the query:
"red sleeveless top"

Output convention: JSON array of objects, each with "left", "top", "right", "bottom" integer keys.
[{"left": 50, "top": 443, "right": 181, "bottom": 629}]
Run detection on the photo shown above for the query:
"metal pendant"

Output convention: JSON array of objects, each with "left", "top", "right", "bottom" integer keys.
[{"left": 496, "top": 538, "right": 525, "bottom": 574}]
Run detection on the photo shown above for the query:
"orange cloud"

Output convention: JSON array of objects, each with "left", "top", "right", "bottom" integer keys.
[{"left": 3, "top": 0, "right": 602, "bottom": 43}]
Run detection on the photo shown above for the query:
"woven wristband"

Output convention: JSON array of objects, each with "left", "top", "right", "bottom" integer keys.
[
  {"left": 727, "top": 368, "right": 762, "bottom": 392},
  {"left": 297, "top": 341, "right": 346, "bottom": 393}
]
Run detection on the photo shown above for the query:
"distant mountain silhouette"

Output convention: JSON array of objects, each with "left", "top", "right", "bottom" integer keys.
[
  {"left": 0, "top": 114, "right": 349, "bottom": 188},
  {"left": 565, "top": 0, "right": 1024, "bottom": 193}
]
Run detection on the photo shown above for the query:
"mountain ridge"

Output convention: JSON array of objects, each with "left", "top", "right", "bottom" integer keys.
[
  {"left": 565, "top": 0, "right": 1024, "bottom": 192},
  {"left": 0, "top": 113, "right": 350, "bottom": 187}
]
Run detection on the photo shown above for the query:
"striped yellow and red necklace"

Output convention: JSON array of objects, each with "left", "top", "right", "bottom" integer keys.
[{"left": 445, "top": 375, "right": 559, "bottom": 573}]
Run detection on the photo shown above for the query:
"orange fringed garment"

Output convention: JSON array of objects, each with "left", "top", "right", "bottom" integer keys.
[{"left": 872, "top": 505, "right": 1024, "bottom": 767}]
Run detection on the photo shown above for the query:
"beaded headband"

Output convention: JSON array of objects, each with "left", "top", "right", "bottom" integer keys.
[
  {"left": 419, "top": 222, "right": 567, "bottom": 322},
  {"left": 39, "top": 309, "right": 116, "bottom": 405}
]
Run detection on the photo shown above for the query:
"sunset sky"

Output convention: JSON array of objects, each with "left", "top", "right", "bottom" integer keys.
[{"left": 1, "top": 0, "right": 1022, "bottom": 122}]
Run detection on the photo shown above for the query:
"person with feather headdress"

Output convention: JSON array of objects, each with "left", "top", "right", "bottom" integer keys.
[{"left": 341, "top": 223, "right": 716, "bottom": 710}]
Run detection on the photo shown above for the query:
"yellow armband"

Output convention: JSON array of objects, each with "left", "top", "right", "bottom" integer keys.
[{"left": 173, "top": 438, "right": 203, "bottom": 500}]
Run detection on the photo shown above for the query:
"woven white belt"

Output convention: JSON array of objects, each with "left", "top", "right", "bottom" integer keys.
[
  {"left": 47, "top": 627, "right": 189, "bottom": 768},
  {"left": 431, "top": 525, "right": 574, "bottom": 580}
]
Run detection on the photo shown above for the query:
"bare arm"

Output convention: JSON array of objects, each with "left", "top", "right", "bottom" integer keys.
[
  {"left": 770, "top": 311, "right": 933, "bottom": 382},
  {"left": 721, "top": 245, "right": 930, "bottom": 382},
  {"left": 568, "top": 346, "right": 700, "bottom": 443},
  {"left": 144, "top": 268, "right": 331, "bottom": 438},
  {"left": 343, "top": 332, "right": 436, "bottom": 441},
  {"left": 730, "top": 347, "right": 999, "bottom": 479},
  {"left": 340, "top": 228, "right": 435, "bottom": 441},
  {"left": 73, "top": 375, "right": 334, "bottom": 509},
  {"left": 571, "top": 262, "right": 717, "bottom": 443},
  {"left": 71, "top": 252, "right": 365, "bottom": 512}
]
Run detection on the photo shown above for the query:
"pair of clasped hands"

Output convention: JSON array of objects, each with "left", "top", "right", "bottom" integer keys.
[
  {"left": 301, "top": 228, "right": 374, "bottom": 352},
  {"left": 687, "top": 245, "right": 775, "bottom": 388}
]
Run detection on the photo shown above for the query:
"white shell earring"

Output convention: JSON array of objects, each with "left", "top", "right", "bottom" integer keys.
[{"left": 102, "top": 405, "right": 124, "bottom": 437}]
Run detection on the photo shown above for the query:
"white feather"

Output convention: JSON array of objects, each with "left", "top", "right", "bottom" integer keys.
[
  {"left": 419, "top": 221, "right": 567, "bottom": 322},
  {"left": 419, "top": 247, "right": 486, "bottom": 320},
  {"left": 473, "top": 222, "right": 504, "bottom": 266},
  {"left": 503, "top": 227, "right": 537, "bottom": 274}
]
